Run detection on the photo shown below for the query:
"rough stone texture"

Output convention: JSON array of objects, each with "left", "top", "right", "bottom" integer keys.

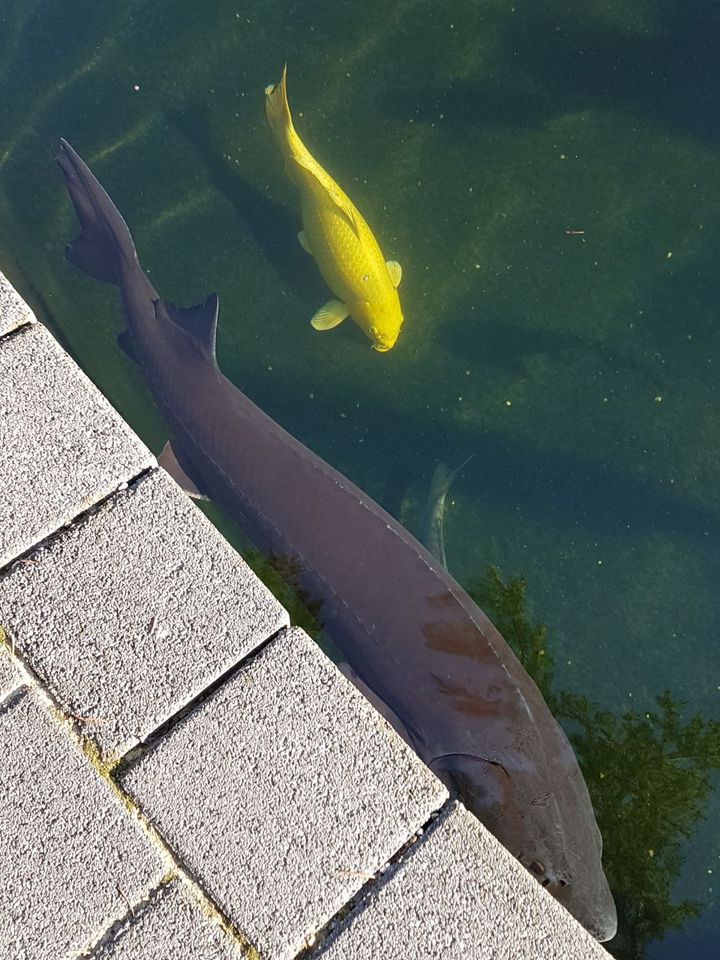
[
  {"left": 85, "top": 880, "right": 244, "bottom": 959},
  {"left": 122, "top": 627, "right": 448, "bottom": 960},
  {"left": 0, "top": 322, "right": 154, "bottom": 569},
  {"left": 317, "top": 802, "right": 611, "bottom": 960},
  {"left": 0, "top": 638, "right": 22, "bottom": 699},
  {"left": 0, "top": 688, "right": 165, "bottom": 960},
  {"left": 0, "top": 271, "right": 35, "bottom": 335},
  {"left": 0, "top": 469, "right": 288, "bottom": 761}
]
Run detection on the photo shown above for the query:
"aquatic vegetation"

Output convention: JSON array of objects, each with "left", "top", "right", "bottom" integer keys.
[
  {"left": 471, "top": 565, "right": 720, "bottom": 959},
  {"left": 467, "top": 567, "right": 554, "bottom": 694},
  {"left": 558, "top": 690, "right": 720, "bottom": 959}
]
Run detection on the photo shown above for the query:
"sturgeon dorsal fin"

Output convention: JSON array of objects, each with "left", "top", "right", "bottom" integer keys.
[{"left": 155, "top": 293, "right": 219, "bottom": 360}]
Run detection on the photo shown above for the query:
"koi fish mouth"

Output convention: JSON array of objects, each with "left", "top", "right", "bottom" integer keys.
[{"left": 372, "top": 332, "right": 400, "bottom": 352}]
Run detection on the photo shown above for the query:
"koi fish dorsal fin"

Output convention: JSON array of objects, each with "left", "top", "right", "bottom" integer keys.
[
  {"left": 288, "top": 155, "right": 361, "bottom": 238},
  {"left": 155, "top": 293, "right": 219, "bottom": 362}
]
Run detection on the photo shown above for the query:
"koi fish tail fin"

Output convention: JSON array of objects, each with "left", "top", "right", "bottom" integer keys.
[
  {"left": 264, "top": 64, "right": 300, "bottom": 156},
  {"left": 56, "top": 138, "right": 138, "bottom": 286}
]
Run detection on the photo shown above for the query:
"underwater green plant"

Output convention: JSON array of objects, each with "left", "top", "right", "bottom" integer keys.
[{"left": 468, "top": 566, "right": 720, "bottom": 960}]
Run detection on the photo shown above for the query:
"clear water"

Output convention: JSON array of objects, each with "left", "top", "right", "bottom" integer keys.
[{"left": 1, "top": 2, "right": 718, "bottom": 956}]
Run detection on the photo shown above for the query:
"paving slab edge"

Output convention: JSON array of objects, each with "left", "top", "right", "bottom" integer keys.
[{"left": 0, "top": 640, "right": 262, "bottom": 959}]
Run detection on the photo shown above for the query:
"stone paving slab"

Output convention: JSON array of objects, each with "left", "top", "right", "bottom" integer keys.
[
  {"left": 84, "top": 880, "right": 244, "bottom": 959},
  {"left": 317, "top": 801, "right": 610, "bottom": 960},
  {"left": 0, "top": 271, "right": 35, "bottom": 335},
  {"left": 0, "top": 468, "right": 288, "bottom": 761},
  {"left": 0, "top": 322, "right": 154, "bottom": 569},
  {"left": 121, "top": 626, "right": 448, "bottom": 960},
  {"left": 0, "top": 687, "right": 165, "bottom": 960},
  {"left": 0, "top": 636, "right": 22, "bottom": 699}
]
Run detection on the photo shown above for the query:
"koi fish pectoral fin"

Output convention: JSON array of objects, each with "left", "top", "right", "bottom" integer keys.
[
  {"left": 158, "top": 441, "right": 210, "bottom": 501},
  {"left": 386, "top": 260, "right": 402, "bottom": 287},
  {"left": 298, "top": 230, "right": 313, "bottom": 255},
  {"left": 311, "top": 299, "right": 349, "bottom": 330}
]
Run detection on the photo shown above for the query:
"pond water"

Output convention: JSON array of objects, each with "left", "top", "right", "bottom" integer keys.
[{"left": 1, "top": 2, "right": 718, "bottom": 956}]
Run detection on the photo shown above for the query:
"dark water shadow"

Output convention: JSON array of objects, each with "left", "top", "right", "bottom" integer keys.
[
  {"left": 163, "top": 103, "right": 328, "bottom": 306},
  {"left": 381, "top": 0, "right": 720, "bottom": 145}
]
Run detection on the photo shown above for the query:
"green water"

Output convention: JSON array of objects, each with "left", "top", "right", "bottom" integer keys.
[{"left": 1, "top": 1, "right": 718, "bottom": 955}]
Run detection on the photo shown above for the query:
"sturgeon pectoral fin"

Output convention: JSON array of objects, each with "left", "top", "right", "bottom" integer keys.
[
  {"left": 298, "top": 230, "right": 312, "bottom": 255},
  {"left": 117, "top": 330, "right": 139, "bottom": 363},
  {"left": 158, "top": 442, "right": 210, "bottom": 500},
  {"left": 386, "top": 260, "right": 402, "bottom": 287},
  {"left": 311, "top": 300, "right": 349, "bottom": 330}
]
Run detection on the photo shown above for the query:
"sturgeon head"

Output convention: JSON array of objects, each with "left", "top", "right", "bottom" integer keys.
[{"left": 430, "top": 748, "right": 618, "bottom": 942}]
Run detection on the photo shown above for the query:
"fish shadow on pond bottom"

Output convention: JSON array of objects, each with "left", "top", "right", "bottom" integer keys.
[{"left": 163, "top": 103, "right": 328, "bottom": 307}]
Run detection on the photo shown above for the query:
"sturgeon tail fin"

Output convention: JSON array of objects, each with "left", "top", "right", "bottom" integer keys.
[{"left": 56, "top": 138, "right": 137, "bottom": 285}]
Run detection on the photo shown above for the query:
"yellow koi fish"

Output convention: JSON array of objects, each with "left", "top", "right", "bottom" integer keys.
[{"left": 265, "top": 66, "right": 404, "bottom": 352}]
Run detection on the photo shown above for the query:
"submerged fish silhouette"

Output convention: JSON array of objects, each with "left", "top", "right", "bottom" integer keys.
[
  {"left": 420, "top": 456, "right": 475, "bottom": 569},
  {"left": 265, "top": 66, "right": 404, "bottom": 352},
  {"left": 56, "top": 138, "right": 616, "bottom": 942}
]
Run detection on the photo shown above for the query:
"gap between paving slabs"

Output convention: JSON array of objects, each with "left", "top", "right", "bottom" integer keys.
[
  {"left": 107, "top": 632, "right": 447, "bottom": 960},
  {"left": 0, "top": 270, "right": 36, "bottom": 335},
  {"left": 0, "top": 478, "right": 286, "bottom": 951},
  {"left": 119, "top": 626, "right": 449, "bottom": 960},
  {"left": 0, "top": 660, "right": 264, "bottom": 959},
  {"left": 0, "top": 321, "right": 156, "bottom": 569},
  {"left": 66, "top": 623, "right": 446, "bottom": 960},
  {"left": 78, "top": 877, "right": 255, "bottom": 959},
  {"left": 0, "top": 467, "right": 289, "bottom": 764},
  {"left": 0, "top": 683, "right": 168, "bottom": 959}
]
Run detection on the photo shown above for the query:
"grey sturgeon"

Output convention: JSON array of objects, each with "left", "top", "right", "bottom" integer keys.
[{"left": 57, "top": 138, "right": 617, "bottom": 942}]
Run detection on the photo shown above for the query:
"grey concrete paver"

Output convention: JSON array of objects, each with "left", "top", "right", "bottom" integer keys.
[
  {"left": 0, "top": 688, "right": 165, "bottom": 960},
  {"left": 0, "top": 271, "right": 35, "bottom": 335},
  {"left": 85, "top": 880, "right": 244, "bottom": 959},
  {"left": 121, "top": 627, "right": 448, "bottom": 960},
  {"left": 0, "top": 469, "right": 288, "bottom": 760},
  {"left": 317, "top": 801, "right": 610, "bottom": 960},
  {"left": 0, "top": 322, "right": 154, "bottom": 569},
  {"left": 0, "top": 637, "right": 22, "bottom": 700}
]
